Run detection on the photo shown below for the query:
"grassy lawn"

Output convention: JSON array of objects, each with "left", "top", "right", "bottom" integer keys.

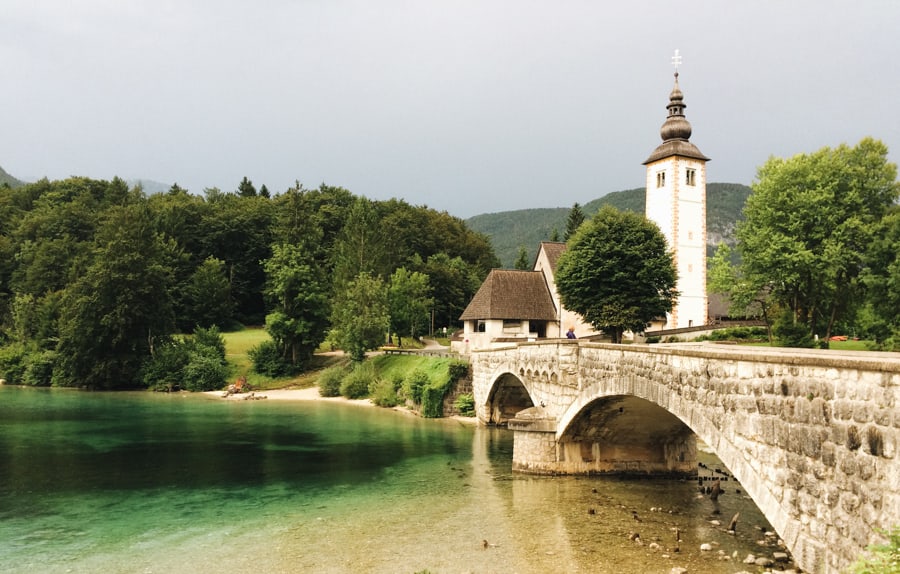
[
  {"left": 740, "top": 339, "right": 873, "bottom": 351},
  {"left": 825, "top": 339, "right": 871, "bottom": 351},
  {"left": 222, "top": 328, "right": 349, "bottom": 391}
]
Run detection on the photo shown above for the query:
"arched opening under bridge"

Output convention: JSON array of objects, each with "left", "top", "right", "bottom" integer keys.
[
  {"left": 486, "top": 372, "right": 534, "bottom": 426},
  {"left": 557, "top": 395, "right": 696, "bottom": 476}
]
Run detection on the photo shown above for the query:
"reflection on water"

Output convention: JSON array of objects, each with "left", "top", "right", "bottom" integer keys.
[{"left": 0, "top": 387, "right": 790, "bottom": 573}]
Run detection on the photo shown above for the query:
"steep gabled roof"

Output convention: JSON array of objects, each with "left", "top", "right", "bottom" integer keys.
[
  {"left": 537, "top": 241, "right": 567, "bottom": 272},
  {"left": 459, "top": 269, "right": 558, "bottom": 321}
]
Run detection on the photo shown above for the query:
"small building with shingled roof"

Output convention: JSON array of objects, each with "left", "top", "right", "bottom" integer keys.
[{"left": 456, "top": 242, "right": 596, "bottom": 351}]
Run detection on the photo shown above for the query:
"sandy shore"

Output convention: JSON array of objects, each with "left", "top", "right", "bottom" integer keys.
[
  {"left": 206, "top": 386, "right": 372, "bottom": 406},
  {"left": 204, "top": 386, "right": 479, "bottom": 424}
]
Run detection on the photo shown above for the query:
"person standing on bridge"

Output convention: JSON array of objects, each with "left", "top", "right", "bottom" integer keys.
[{"left": 566, "top": 327, "right": 577, "bottom": 339}]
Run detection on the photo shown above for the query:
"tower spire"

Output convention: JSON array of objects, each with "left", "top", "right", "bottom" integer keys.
[{"left": 643, "top": 51, "right": 708, "bottom": 163}]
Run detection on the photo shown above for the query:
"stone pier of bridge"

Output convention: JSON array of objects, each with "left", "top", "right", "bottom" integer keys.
[{"left": 469, "top": 340, "right": 900, "bottom": 574}]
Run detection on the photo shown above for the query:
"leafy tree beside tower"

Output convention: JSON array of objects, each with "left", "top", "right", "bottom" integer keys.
[
  {"left": 711, "top": 138, "right": 899, "bottom": 345},
  {"left": 555, "top": 205, "right": 678, "bottom": 344}
]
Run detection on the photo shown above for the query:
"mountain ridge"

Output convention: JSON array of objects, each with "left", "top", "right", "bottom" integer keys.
[{"left": 466, "top": 182, "right": 752, "bottom": 268}]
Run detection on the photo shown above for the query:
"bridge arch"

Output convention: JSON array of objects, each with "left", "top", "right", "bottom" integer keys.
[
  {"left": 484, "top": 371, "right": 535, "bottom": 426},
  {"left": 471, "top": 341, "right": 900, "bottom": 573},
  {"left": 556, "top": 378, "right": 794, "bottom": 563},
  {"left": 556, "top": 393, "right": 696, "bottom": 475}
]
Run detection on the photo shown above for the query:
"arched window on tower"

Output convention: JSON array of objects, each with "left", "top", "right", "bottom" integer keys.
[
  {"left": 686, "top": 168, "right": 696, "bottom": 186},
  {"left": 656, "top": 171, "right": 666, "bottom": 188}
]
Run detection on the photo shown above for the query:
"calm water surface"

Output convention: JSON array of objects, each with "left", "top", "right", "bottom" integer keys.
[{"left": 0, "top": 386, "right": 789, "bottom": 574}]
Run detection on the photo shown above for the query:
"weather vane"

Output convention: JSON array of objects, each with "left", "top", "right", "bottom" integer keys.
[{"left": 671, "top": 49, "right": 682, "bottom": 73}]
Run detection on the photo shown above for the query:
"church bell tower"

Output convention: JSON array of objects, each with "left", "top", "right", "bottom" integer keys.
[{"left": 643, "top": 51, "right": 709, "bottom": 329}]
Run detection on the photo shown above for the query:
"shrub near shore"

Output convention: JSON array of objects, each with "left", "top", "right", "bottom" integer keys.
[{"left": 316, "top": 354, "right": 469, "bottom": 418}]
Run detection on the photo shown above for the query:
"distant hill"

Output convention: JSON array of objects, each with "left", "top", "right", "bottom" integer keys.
[
  {"left": 0, "top": 165, "right": 26, "bottom": 188},
  {"left": 127, "top": 179, "right": 173, "bottom": 196},
  {"left": 467, "top": 182, "right": 752, "bottom": 268},
  {"left": 0, "top": 168, "right": 173, "bottom": 196}
]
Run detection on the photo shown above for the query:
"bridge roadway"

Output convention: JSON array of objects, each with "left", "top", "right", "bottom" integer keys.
[{"left": 469, "top": 340, "right": 900, "bottom": 574}]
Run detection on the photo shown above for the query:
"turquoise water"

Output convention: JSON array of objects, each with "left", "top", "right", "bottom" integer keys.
[{"left": 0, "top": 386, "right": 789, "bottom": 573}]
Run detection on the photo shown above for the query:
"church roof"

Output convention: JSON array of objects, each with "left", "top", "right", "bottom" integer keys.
[
  {"left": 644, "top": 140, "right": 710, "bottom": 164},
  {"left": 643, "top": 71, "right": 710, "bottom": 165},
  {"left": 459, "top": 269, "right": 558, "bottom": 321},
  {"left": 537, "top": 241, "right": 567, "bottom": 271}
]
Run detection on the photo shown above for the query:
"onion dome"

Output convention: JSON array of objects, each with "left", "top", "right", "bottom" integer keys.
[
  {"left": 643, "top": 72, "right": 709, "bottom": 165},
  {"left": 660, "top": 72, "right": 692, "bottom": 141}
]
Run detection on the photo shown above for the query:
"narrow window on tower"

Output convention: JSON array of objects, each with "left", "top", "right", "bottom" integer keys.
[
  {"left": 657, "top": 171, "right": 666, "bottom": 188},
  {"left": 686, "top": 168, "right": 696, "bottom": 186}
]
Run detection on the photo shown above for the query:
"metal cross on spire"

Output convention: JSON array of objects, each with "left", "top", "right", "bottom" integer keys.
[{"left": 671, "top": 49, "right": 682, "bottom": 73}]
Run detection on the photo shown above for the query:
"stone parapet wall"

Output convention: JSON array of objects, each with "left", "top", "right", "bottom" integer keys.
[{"left": 471, "top": 341, "right": 900, "bottom": 574}]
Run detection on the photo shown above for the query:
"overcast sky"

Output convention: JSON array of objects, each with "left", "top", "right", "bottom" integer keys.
[{"left": 2, "top": 1, "right": 898, "bottom": 218}]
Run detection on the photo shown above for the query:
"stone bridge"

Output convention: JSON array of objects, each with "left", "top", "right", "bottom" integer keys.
[{"left": 469, "top": 340, "right": 900, "bottom": 574}]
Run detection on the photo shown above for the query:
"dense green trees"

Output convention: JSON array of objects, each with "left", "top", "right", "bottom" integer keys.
[
  {"left": 514, "top": 246, "right": 530, "bottom": 270},
  {"left": 555, "top": 205, "right": 678, "bottom": 344},
  {"left": 860, "top": 207, "right": 900, "bottom": 346},
  {"left": 262, "top": 243, "right": 330, "bottom": 369},
  {"left": 331, "top": 272, "right": 390, "bottom": 362},
  {"left": 388, "top": 267, "right": 433, "bottom": 346},
  {"left": 0, "top": 176, "right": 497, "bottom": 388},
  {"left": 55, "top": 203, "right": 176, "bottom": 388},
  {"left": 564, "top": 202, "right": 585, "bottom": 241},
  {"left": 711, "top": 138, "right": 900, "bottom": 346}
]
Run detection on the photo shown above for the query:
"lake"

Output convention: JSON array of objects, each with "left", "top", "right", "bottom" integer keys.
[{"left": 0, "top": 386, "right": 791, "bottom": 573}]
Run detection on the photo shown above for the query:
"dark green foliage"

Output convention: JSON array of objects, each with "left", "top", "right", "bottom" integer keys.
[
  {"left": 555, "top": 205, "right": 678, "bottom": 343},
  {"left": 564, "top": 202, "right": 585, "bottom": 241},
  {"left": 369, "top": 377, "right": 399, "bottom": 407},
  {"left": 735, "top": 139, "right": 899, "bottom": 341},
  {"left": 54, "top": 202, "right": 175, "bottom": 389},
  {"left": 0, "top": 343, "right": 27, "bottom": 384},
  {"left": 772, "top": 311, "right": 816, "bottom": 348},
  {"left": 141, "top": 339, "right": 189, "bottom": 391},
  {"left": 421, "top": 381, "right": 451, "bottom": 418},
  {"left": 696, "top": 327, "right": 768, "bottom": 342},
  {"left": 185, "top": 257, "right": 233, "bottom": 330},
  {"left": 248, "top": 340, "right": 293, "bottom": 377},
  {"left": 198, "top": 195, "right": 273, "bottom": 325},
  {"left": 331, "top": 272, "right": 389, "bottom": 362},
  {"left": 190, "top": 326, "right": 227, "bottom": 361},
  {"left": 388, "top": 267, "right": 433, "bottom": 346},
  {"left": 454, "top": 393, "right": 475, "bottom": 417},
  {"left": 420, "top": 362, "right": 467, "bottom": 417},
  {"left": 340, "top": 361, "right": 375, "bottom": 399},
  {"left": 263, "top": 243, "right": 330, "bottom": 369},
  {"left": 1, "top": 175, "right": 498, "bottom": 391},
  {"left": 447, "top": 360, "right": 469, "bottom": 382},
  {"left": 182, "top": 353, "right": 228, "bottom": 392},
  {"left": 412, "top": 253, "right": 482, "bottom": 330},
  {"left": 402, "top": 368, "right": 430, "bottom": 404},
  {"left": 317, "top": 365, "right": 347, "bottom": 397},
  {"left": 21, "top": 350, "right": 56, "bottom": 386},
  {"left": 237, "top": 176, "right": 257, "bottom": 197},
  {"left": 331, "top": 197, "right": 390, "bottom": 287},
  {"left": 140, "top": 328, "right": 227, "bottom": 391},
  {"left": 862, "top": 207, "right": 900, "bottom": 345},
  {"left": 514, "top": 246, "right": 530, "bottom": 270}
]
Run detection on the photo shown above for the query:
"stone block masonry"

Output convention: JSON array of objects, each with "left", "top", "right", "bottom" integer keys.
[{"left": 470, "top": 341, "right": 900, "bottom": 574}]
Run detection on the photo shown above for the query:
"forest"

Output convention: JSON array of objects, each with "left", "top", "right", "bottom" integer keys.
[{"left": 0, "top": 177, "right": 499, "bottom": 390}]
